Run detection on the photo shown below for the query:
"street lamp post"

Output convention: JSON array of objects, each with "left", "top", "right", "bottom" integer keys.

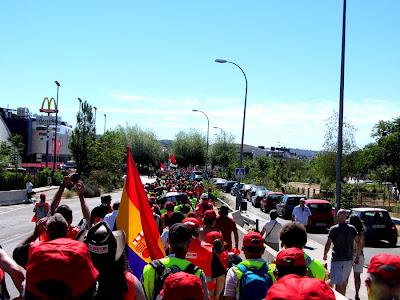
[
  {"left": 77, "top": 98, "right": 83, "bottom": 173},
  {"left": 213, "top": 126, "right": 226, "bottom": 143},
  {"left": 215, "top": 59, "right": 248, "bottom": 167},
  {"left": 104, "top": 114, "right": 107, "bottom": 134},
  {"left": 192, "top": 109, "right": 209, "bottom": 175},
  {"left": 93, "top": 106, "right": 97, "bottom": 135},
  {"left": 335, "top": 0, "right": 347, "bottom": 214},
  {"left": 215, "top": 58, "right": 248, "bottom": 211},
  {"left": 52, "top": 81, "right": 60, "bottom": 173}
]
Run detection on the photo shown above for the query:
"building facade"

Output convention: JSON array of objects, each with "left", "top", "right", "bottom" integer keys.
[{"left": 0, "top": 107, "right": 73, "bottom": 166}]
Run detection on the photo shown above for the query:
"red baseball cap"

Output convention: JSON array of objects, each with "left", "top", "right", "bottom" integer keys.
[
  {"left": 205, "top": 231, "right": 224, "bottom": 244},
  {"left": 26, "top": 238, "right": 99, "bottom": 299},
  {"left": 182, "top": 217, "right": 202, "bottom": 230},
  {"left": 368, "top": 253, "right": 400, "bottom": 282},
  {"left": 203, "top": 209, "right": 217, "bottom": 220},
  {"left": 243, "top": 231, "right": 265, "bottom": 249},
  {"left": 161, "top": 271, "right": 204, "bottom": 300},
  {"left": 265, "top": 274, "right": 335, "bottom": 300},
  {"left": 276, "top": 248, "right": 306, "bottom": 267}
]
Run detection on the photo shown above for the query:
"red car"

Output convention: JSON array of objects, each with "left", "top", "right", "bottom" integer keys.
[
  {"left": 305, "top": 199, "right": 334, "bottom": 230},
  {"left": 260, "top": 191, "right": 284, "bottom": 213}
]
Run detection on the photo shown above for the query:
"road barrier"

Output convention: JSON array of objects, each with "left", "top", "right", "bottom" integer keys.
[
  {"left": 0, "top": 189, "right": 28, "bottom": 206},
  {"left": 216, "top": 196, "right": 347, "bottom": 300}
]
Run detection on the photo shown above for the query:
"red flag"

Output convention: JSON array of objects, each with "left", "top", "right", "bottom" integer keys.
[{"left": 169, "top": 154, "right": 176, "bottom": 164}]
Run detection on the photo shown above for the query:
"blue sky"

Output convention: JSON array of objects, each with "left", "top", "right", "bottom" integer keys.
[{"left": 1, "top": 1, "right": 399, "bottom": 150}]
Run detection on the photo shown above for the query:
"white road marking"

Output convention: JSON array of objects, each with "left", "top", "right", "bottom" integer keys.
[{"left": 0, "top": 204, "right": 33, "bottom": 215}]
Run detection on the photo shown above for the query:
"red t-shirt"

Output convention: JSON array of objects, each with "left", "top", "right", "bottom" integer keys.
[{"left": 215, "top": 215, "right": 237, "bottom": 250}]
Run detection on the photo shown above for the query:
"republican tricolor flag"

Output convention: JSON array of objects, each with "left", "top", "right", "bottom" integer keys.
[{"left": 116, "top": 147, "right": 165, "bottom": 278}]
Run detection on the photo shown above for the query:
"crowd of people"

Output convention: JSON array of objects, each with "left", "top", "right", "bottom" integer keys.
[{"left": 0, "top": 169, "right": 399, "bottom": 300}]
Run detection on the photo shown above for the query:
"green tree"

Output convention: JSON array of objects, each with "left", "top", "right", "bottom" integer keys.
[
  {"left": 117, "top": 124, "right": 163, "bottom": 167},
  {"left": 69, "top": 100, "right": 96, "bottom": 176},
  {"left": 363, "top": 117, "right": 400, "bottom": 188},
  {"left": 209, "top": 132, "right": 237, "bottom": 170},
  {"left": 314, "top": 111, "right": 358, "bottom": 184},
  {"left": 171, "top": 129, "right": 206, "bottom": 167},
  {"left": 88, "top": 130, "right": 125, "bottom": 191}
]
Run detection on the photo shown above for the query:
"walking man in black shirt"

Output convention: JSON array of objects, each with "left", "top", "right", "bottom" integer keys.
[{"left": 323, "top": 209, "right": 360, "bottom": 296}]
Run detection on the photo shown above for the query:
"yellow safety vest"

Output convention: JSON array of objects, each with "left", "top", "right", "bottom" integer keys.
[{"left": 142, "top": 256, "right": 203, "bottom": 300}]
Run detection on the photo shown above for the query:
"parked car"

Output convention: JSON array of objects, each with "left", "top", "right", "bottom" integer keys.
[
  {"left": 190, "top": 171, "right": 203, "bottom": 181},
  {"left": 247, "top": 185, "right": 261, "bottom": 201},
  {"left": 304, "top": 199, "right": 334, "bottom": 230},
  {"left": 230, "top": 183, "right": 244, "bottom": 196},
  {"left": 210, "top": 177, "right": 222, "bottom": 184},
  {"left": 276, "top": 194, "right": 307, "bottom": 219},
  {"left": 60, "top": 160, "right": 77, "bottom": 172},
  {"left": 213, "top": 178, "right": 228, "bottom": 189},
  {"left": 240, "top": 184, "right": 255, "bottom": 200},
  {"left": 251, "top": 186, "right": 268, "bottom": 208},
  {"left": 348, "top": 208, "right": 398, "bottom": 246},
  {"left": 157, "top": 192, "right": 189, "bottom": 209},
  {"left": 222, "top": 180, "right": 237, "bottom": 193},
  {"left": 260, "top": 192, "right": 284, "bottom": 213}
]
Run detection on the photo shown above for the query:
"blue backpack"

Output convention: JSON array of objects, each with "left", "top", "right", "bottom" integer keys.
[{"left": 237, "top": 262, "right": 273, "bottom": 300}]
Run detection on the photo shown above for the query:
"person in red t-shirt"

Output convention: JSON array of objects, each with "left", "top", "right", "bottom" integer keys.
[{"left": 214, "top": 206, "right": 238, "bottom": 251}]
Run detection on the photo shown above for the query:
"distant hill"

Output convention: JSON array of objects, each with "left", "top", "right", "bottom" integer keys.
[
  {"left": 160, "top": 138, "right": 319, "bottom": 159},
  {"left": 289, "top": 148, "right": 319, "bottom": 159}
]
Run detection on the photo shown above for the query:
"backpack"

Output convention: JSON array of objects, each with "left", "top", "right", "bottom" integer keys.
[
  {"left": 150, "top": 259, "right": 200, "bottom": 300},
  {"left": 237, "top": 262, "right": 273, "bottom": 300}
]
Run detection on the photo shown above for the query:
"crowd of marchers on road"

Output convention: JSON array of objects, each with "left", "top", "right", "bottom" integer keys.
[
  {"left": 216, "top": 178, "right": 398, "bottom": 246},
  {"left": 0, "top": 169, "right": 399, "bottom": 300}
]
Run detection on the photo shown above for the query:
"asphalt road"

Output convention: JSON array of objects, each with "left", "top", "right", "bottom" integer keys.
[
  {"left": 222, "top": 192, "right": 400, "bottom": 266},
  {"left": 0, "top": 188, "right": 122, "bottom": 298},
  {"left": 1, "top": 176, "right": 158, "bottom": 298}
]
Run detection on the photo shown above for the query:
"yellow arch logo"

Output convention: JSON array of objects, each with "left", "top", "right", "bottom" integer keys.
[{"left": 40, "top": 97, "right": 58, "bottom": 113}]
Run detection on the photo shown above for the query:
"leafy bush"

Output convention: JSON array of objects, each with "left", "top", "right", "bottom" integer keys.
[
  {"left": 88, "top": 170, "right": 123, "bottom": 193},
  {"left": 33, "top": 168, "right": 64, "bottom": 187},
  {"left": 63, "top": 189, "right": 76, "bottom": 199},
  {"left": 0, "top": 171, "right": 25, "bottom": 191},
  {"left": 84, "top": 181, "right": 101, "bottom": 198}
]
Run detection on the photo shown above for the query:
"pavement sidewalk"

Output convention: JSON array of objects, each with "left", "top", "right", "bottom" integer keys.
[
  {"left": 33, "top": 185, "right": 59, "bottom": 193},
  {"left": 218, "top": 196, "right": 367, "bottom": 300}
]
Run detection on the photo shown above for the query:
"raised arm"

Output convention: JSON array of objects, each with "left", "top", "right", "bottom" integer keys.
[
  {"left": 76, "top": 180, "right": 90, "bottom": 228},
  {"left": 49, "top": 175, "right": 71, "bottom": 215}
]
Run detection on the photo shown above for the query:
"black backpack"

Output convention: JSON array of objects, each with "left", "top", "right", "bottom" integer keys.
[{"left": 150, "top": 259, "right": 200, "bottom": 300}]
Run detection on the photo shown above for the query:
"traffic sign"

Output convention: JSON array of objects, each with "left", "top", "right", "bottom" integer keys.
[{"left": 235, "top": 167, "right": 245, "bottom": 179}]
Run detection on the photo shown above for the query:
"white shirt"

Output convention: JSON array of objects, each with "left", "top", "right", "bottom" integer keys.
[
  {"left": 161, "top": 228, "right": 169, "bottom": 251},
  {"left": 292, "top": 205, "right": 312, "bottom": 225},
  {"left": 104, "top": 210, "right": 118, "bottom": 229},
  {"left": 26, "top": 181, "right": 33, "bottom": 193},
  {"left": 262, "top": 220, "right": 282, "bottom": 243}
]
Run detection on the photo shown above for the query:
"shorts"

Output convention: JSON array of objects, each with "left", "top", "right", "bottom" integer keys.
[
  {"left": 330, "top": 260, "right": 353, "bottom": 285},
  {"left": 353, "top": 254, "right": 365, "bottom": 273}
]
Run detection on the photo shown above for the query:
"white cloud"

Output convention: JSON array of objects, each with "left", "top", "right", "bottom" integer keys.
[{"left": 62, "top": 92, "right": 400, "bottom": 150}]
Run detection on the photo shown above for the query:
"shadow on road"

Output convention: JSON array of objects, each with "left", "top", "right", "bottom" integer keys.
[{"left": 366, "top": 240, "right": 399, "bottom": 249}]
